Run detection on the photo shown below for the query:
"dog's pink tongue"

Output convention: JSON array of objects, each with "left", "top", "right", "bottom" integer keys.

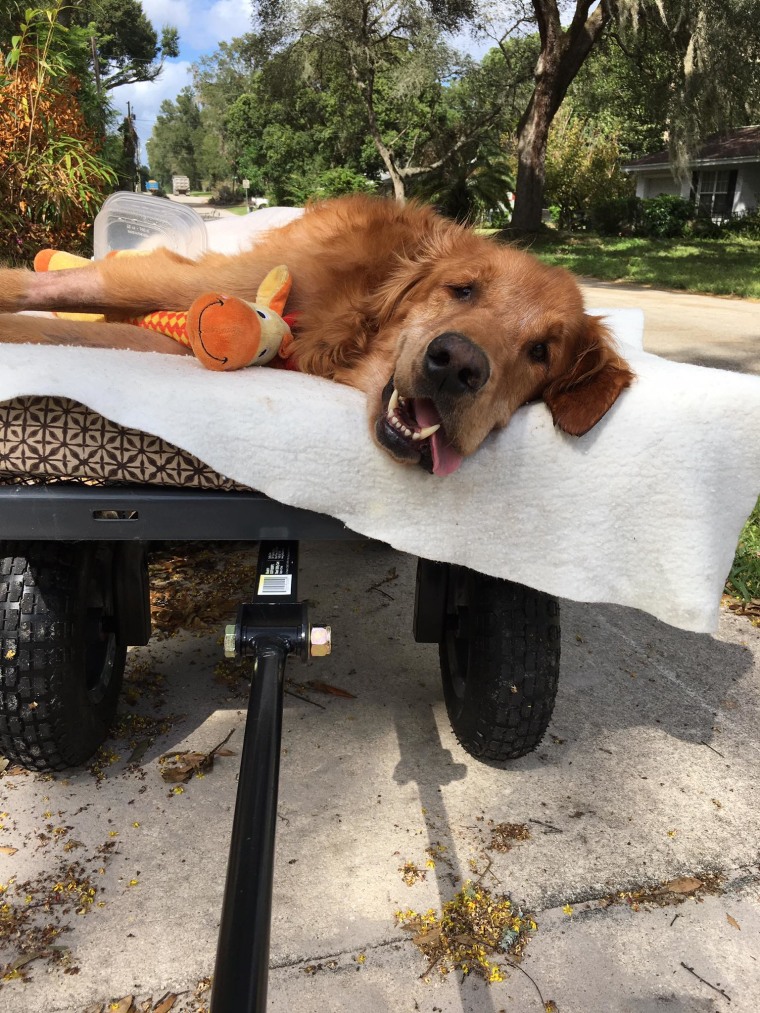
[{"left": 414, "top": 399, "right": 464, "bottom": 477}]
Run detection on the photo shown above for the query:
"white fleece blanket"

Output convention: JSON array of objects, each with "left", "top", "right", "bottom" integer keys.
[
  {"left": 5, "top": 211, "right": 760, "bottom": 634},
  {"left": 0, "top": 310, "right": 758, "bottom": 634}
]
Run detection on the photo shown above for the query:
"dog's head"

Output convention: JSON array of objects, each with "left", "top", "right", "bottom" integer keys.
[{"left": 368, "top": 232, "right": 634, "bottom": 475}]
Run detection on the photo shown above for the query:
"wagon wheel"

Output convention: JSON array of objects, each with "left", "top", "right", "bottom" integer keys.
[
  {"left": 437, "top": 564, "right": 561, "bottom": 762},
  {"left": 0, "top": 542, "right": 126, "bottom": 771}
]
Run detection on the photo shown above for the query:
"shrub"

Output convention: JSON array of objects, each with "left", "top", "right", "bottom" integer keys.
[
  {"left": 638, "top": 195, "right": 694, "bottom": 238},
  {"left": 588, "top": 195, "right": 642, "bottom": 236},
  {"left": 208, "top": 184, "right": 238, "bottom": 205},
  {"left": 0, "top": 3, "right": 116, "bottom": 263},
  {"left": 544, "top": 112, "right": 634, "bottom": 230},
  {"left": 721, "top": 208, "right": 760, "bottom": 240},
  {"left": 311, "top": 167, "right": 375, "bottom": 199},
  {"left": 687, "top": 213, "right": 722, "bottom": 239}
]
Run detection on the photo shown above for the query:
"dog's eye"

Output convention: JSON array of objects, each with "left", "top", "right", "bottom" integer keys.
[
  {"left": 448, "top": 285, "right": 474, "bottom": 301},
  {"left": 528, "top": 342, "right": 548, "bottom": 363}
]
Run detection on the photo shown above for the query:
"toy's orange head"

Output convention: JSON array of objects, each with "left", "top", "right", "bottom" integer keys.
[{"left": 186, "top": 265, "right": 293, "bottom": 371}]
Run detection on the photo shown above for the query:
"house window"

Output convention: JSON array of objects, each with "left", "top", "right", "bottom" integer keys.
[{"left": 694, "top": 169, "right": 737, "bottom": 220}]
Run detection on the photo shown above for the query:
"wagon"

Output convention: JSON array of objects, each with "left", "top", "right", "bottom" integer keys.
[{"left": 0, "top": 401, "right": 561, "bottom": 1011}]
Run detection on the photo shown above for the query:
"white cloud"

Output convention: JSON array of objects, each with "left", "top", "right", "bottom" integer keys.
[{"left": 140, "top": 0, "right": 252, "bottom": 54}]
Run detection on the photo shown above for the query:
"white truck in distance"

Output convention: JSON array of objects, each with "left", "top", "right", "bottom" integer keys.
[{"left": 172, "top": 175, "right": 190, "bottom": 195}]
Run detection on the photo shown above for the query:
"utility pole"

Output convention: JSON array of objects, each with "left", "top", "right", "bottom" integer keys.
[
  {"left": 90, "top": 36, "right": 102, "bottom": 101},
  {"left": 126, "top": 102, "right": 140, "bottom": 192}
]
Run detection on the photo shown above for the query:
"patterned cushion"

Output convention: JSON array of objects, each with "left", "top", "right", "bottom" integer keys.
[{"left": 0, "top": 397, "right": 247, "bottom": 489}]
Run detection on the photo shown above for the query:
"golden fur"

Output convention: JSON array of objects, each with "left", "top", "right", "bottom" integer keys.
[{"left": 0, "top": 195, "right": 634, "bottom": 474}]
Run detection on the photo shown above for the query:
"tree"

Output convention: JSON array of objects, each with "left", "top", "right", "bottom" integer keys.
[
  {"left": 146, "top": 88, "right": 204, "bottom": 188},
  {"left": 77, "top": 0, "right": 179, "bottom": 93},
  {"left": 252, "top": 0, "right": 496, "bottom": 202},
  {"left": 477, "top": 1, "right": 613, "bottom": 231},
  {"left": 564, "top": 28, "right": 672, "bottom": 160},
  {"left": 476, "top": 0, "right": 760, "bottom": 231}
]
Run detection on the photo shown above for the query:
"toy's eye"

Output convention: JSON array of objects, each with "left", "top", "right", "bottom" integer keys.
[
  {"left": 528, "top": 342, "right": 548, "bottom": 363},
  {"left": 257, "top": 348, "right": 268, "bottom": 358},
  {"left": 256, "top": 309, "right": 268, "bottom": 319}
]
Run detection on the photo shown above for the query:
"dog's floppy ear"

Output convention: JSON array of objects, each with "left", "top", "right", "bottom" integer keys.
[{"left": 543, "top": 315, "right": 634, "bottom": 436}]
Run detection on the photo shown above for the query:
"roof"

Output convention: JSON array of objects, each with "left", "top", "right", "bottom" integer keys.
[{"left": 624, "top": 126, "right": 760, "bottom": 171}]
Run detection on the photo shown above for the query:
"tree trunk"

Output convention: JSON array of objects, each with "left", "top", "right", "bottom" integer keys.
[
  {"left": 511, "top": 85, "right": 554, "bottom": 232},
  {"left": 508, "top": 0, "right": 612, "bottom": 233},
  {"left": 387, "top": 162, "right": 407, "bottom": 204}
]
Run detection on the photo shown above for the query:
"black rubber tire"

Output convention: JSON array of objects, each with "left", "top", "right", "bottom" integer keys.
[
  {"left": 440, "top": 565, "right": 561, "bottom": 762},
  {"left": 0, "top": 542, "right": 126, "bottom": 771}
]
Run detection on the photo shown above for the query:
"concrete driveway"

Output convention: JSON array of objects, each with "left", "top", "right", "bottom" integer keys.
[
  {"left": 581, "top": 279, "right": 760, "bottom": 374},
  {"left": 1, "top": 286, "right": 759, "bottom": 1013}
]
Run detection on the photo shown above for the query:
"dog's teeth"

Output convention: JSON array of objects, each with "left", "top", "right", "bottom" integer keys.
[
  {"left": 418, "top": 423, "right": 441, "bottom": 439},
  {"left": 411, "top": 432, "right": 421, "bottom": 441},
  {"left": 388, "top": 388, "right": 399, "bottom": 415},
  {"left": 403, "top": 427, "right": 412, "bottom": 437}
]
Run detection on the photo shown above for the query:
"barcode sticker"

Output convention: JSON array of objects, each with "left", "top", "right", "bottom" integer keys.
[{"left": 258, "top": 574, "right": 293, "bottom": 596}]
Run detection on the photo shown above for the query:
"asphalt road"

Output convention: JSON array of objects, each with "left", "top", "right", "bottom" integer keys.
[{"left": 1, "top": 284, "right": 759, "bottom": 1013}]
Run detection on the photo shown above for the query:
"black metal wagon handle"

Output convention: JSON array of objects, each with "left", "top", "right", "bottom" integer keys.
[{"left": 210, "top": 541, "right": 330, "bottom": 1013}]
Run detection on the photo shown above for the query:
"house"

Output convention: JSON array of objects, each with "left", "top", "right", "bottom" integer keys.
[{"left": 624, "top": 126, "right": 760, "bottom": 220}]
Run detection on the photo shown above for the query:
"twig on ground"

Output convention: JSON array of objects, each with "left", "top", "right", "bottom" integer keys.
[
  {"left": 285, "top": 687, "right": 326, "bottom": 709},
  {"left": 528, "top": 818, "right": 563, "bottom": 834},
  {"left": 700, "top": 740, "right": 725, "bottom": 758},
  {"left": 680, "top": 961, "right": 731, "bottom": 1002},
  {"left": 502, "top": 959, "right": 549, "bottom": 1011}
]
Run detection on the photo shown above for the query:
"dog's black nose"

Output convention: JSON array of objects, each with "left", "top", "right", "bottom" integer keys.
[{"left": 424, "top": 332, "right": 490, "bottom": 395}]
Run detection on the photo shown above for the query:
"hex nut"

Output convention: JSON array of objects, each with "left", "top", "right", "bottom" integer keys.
[
  {"left": 223, "top": 624, "right": 237, "bottom": 659},
  {"left": 310, "top": 625, "right": 332, "bottom": 657}
]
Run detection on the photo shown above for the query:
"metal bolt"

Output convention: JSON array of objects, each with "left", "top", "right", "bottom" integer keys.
[
  {"left": 224, "top": 624, "right": 237, "bottom": 659},
  {"left": 310, "top": 625, "right": 332, "bottom": 657}
]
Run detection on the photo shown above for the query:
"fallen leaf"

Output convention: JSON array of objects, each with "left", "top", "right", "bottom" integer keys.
[
  {"left": 658, "top": 877, "right": 703, "bottom": 895},
  {"left": 0, "top": 845, "right": 18, "bottom": 855},
  {"left": 307, "top": 681, "right": 356, "bottom": 699},
  {"left": 111, "top": 997, "right": 136, "bottom": 1013},
  {"left": 413, "top": 925, "right": 442, "bottom": 947},
  {"left": 0, "top": 756, "right": 8, "bottom": 774},
  {"left": 126, "top": 739, "right": 152, "bottom": 766},
  {"left": 160, "top": 730, "right": 235, "bottom": 783},
  {"left": 727, "top": 914, "right": 741, "bottom": 930},
  {"left": 153, "top": 993, "right": 178, "bottom": 1012}
]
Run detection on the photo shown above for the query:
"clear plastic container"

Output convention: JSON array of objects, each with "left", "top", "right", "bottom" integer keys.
[{"left": 93, "top": 192, "right": 208, "bottom": 260}]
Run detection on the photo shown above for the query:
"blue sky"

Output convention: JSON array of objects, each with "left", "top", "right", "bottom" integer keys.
[{"left": 110, "top": 0, "right": 255, "bottom": 159}]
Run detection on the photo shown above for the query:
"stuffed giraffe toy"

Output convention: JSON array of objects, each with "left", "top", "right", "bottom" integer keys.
[{"left": 33, "top": 249, "right": 296, "bottom": 372}]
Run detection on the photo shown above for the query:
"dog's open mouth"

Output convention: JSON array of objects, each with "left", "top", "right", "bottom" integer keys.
[{"left": 375, "top": 378, "right": 464, "bottom": 476}]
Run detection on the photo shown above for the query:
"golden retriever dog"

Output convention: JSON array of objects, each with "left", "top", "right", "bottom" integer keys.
[{"left": 0, "top": 195, "right": 633, "bottom": 476}]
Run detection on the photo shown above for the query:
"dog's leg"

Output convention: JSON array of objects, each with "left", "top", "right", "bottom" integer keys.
[
  {"left": 0, "top": 247, "right": 278, "bottom": 315},
  {"left": 0, "top": 313, "right": 192, "bottom": 355}
]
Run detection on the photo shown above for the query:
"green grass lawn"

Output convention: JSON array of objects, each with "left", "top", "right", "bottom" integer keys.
[
  {"left": 726, "top": 496, "right": 760, "bottom": 621},
  {"left": 521, "top": 234, "right": 760, "bottom": 300},
  {"left": 223, "top": 205, "right": 251, "bottom": 216}
]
